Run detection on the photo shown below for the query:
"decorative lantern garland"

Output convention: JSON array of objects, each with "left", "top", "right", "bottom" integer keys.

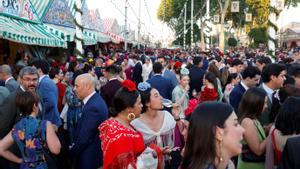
[
  {"left": 74, "top": 0, "right": 84, "bottom": 58},
  {"left": 268, "top": 0, "right": 282, "bottom": 58}
]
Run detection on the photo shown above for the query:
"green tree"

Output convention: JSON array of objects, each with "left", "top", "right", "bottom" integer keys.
[
  {"left": 173, "top": 23, "right": 201, "bottom": 46},
  {"left": 157, "top": 0, "right": 206, "bottom": 47},
  {"left": 157, "top": 0, "right": 298, "bottom": 50},
  {"left": 157, "top": 0, "right": 174, "bottom": 22},
  {"left": 248, "top": 27, "right": 268, "bottom": 45},
  {"left": 228, "top": 37, "right": 238, "bottom": 47}
]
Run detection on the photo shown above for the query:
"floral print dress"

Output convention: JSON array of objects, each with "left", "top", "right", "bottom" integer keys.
[
  {"left": 12, "top": 116, "right": 48, "bottom": 169},
  {"left": 64, "top": 85, "right": 82, "bottom": 143}
]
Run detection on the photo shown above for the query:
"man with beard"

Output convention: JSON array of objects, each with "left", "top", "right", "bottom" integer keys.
[{"left": 0, "top": 66, "right": 39, "bottom": 169}]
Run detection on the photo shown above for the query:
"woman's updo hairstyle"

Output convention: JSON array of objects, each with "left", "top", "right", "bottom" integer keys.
[
  {"left": 111, "top": 80, "right": 139, "bottom": 117},
  {"left": 137, "top": 82, "right": 153, "bottom": 113}
]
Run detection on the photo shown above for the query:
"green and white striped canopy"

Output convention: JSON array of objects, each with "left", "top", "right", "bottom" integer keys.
[
  {"left": 45, "top": 24, "right": 110, "bottom": 45},
  {"left": 0, "top": 15, "right": 67, "bottom": 48},
  {"left": 44, "top": 24, "right": 97, "bottom": 45},
  {"left": 30, "top": 0, "right": 53, "bottom": 19}
]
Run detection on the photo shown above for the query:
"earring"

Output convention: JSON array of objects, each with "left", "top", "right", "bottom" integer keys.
[
  {"left": 219, "top": 140, "right": 224, "bottom": 162},
  {"left": 127, "top": 113, "right": 136, "bottom": 121}
]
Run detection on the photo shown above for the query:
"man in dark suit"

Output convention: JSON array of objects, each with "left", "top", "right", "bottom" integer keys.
[
  {"left": 100, "top": 64, "right": 122, "bottom": 109},
  {"left": 72, "top": 73, "right": 108, "bottom": 169},
  {"left": 230, "top": 66, "right": 261, "bottom": 113},
  {"left": 31, "top": 59, "right": 61, "bottom": 127},
  {"left": 0, "top": 64, "right": 19, "bottom": 93},
  {"left": 259, "top": 63, "right": 286, "bottom": 125},
  {"left": 278, "top": 136, "right": 300, "bottom": 169},
  {"left": 157, "top": 56, "right": 178, "bottom": 90},
  {"left": 147, "top": 62, "right": 173, "bottom": 100},
  {"left": 0, "top": 66, "right": 39, "bottom": 169},
  {"left": 132, "top": 54, "right": 143, "bottom": 85},
  {"left": 188, "top": 56, "right": 205, "bottom": 98}
]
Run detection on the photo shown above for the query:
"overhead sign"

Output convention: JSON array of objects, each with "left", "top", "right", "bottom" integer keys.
[
  {"left": 245, "top": 13, "right": 252, "bottom": 22},
  {"left": 213, "top": 15, "right": 219, "bottom": 23},
  {"left": 0, "top": 0, "right": 39, "bottom": 22},
  {"left": 231, "top": 1, "right": 240, "bottom": 13}
]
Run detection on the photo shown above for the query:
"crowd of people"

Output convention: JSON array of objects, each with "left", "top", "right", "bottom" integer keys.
[{"left": 0, "top": 46, "right": 299, "bottom": 169}]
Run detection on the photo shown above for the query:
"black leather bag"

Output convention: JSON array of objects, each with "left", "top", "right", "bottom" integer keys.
[
  {"left": 241, "top": 144, "right": 265, "bottom": 162},
  {"left": 241, "top": 120, "right": 266, "bottom": 163}
]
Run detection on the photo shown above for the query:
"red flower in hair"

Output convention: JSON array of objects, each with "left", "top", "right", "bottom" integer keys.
[
  {"left": 174, "top": 61, "right": 182, "bottom": 70},
  {"left": 122, "top": 80, "right": 136, "bottom": 92},
  {"left": 199, "top": 87, "right": 219, "bottom": 103}
]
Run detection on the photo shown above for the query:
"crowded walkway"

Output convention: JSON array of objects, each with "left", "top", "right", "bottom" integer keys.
[{"left": 0, "top": 46, "right": 300, "bottom": 169}]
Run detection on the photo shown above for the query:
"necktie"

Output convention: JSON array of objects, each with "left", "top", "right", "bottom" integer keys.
[{"left": 79, "top": 101, "right": 84, "bottom": 119}]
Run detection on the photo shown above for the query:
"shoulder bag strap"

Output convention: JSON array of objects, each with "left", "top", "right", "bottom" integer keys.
[
  {"left": 253, "top": 120, "right": 265, "bottom": 140},
  {"left": 271, "top": 128, "right": 281, "bottom": 163}
]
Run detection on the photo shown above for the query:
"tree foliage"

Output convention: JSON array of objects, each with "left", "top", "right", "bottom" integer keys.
[
  {"left": 248, "top": 27, "right": 268, "bottom": 44},
  {"left": 157, "top": 0, "right": 174, "bottom": 22},
  {"left": 228, "top": 37, "right": 238, "bottom": 47},
  {"left": 157, "top": 0, "right": 298, "bottom": 48},
  {"left": 246, "top": 0, "right": 269, "bottom": 27},
  {"left": 157, "top": 0, "right": 205, "bottom": 46}
]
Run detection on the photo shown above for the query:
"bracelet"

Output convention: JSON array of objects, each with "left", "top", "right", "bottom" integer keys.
[{"left": 174, "top": 117, "right": 180, "bottom": 121}]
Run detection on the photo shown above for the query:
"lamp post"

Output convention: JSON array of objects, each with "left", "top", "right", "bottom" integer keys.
[
  {"left": 243, "top": 7, "right": 248, "bottom": 45},
  {"left": 184, "top": 2, "right": 187, "bottom": 50},
  {"left": 75, "top": 0, "right": 84, "bottom": 58},
  {"left": 191, "top": 0, "right": 194, "bottom": 48},
  {"left": 268, "top": 0, "right": 285, "bottom": 56},
  {"left": 124, "top": 0, "right": 128, "bottom": 50}
]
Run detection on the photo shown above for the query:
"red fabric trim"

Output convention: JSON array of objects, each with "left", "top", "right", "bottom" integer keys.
[
  {"left": 99, "top": 119, "right": 145, "bottom": 169},
  {"left": 271, "top": 128, "right": 282, "bottom": 164}
]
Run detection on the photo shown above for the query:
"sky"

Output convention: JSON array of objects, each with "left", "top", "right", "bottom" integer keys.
[
  {"left": 86, "top": 0, "right": 300, "bottom": 43},
  {"left": 86, "top": 0, "right": 174, "bottom": 43},
  {"left": 277, "top": 6, "right": 300, "bottom": 29}
]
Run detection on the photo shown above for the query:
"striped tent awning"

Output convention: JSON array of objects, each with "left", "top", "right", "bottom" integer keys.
[
  {"left": 0, "top": 15, "right": 67, "bottom": 48},
  {"left": 105, "top": 32, "right": 124, "bottom": 44},
  {"left": 97, "top": 32, "right": 111, "bottom": 43},
  {"left": 85, "top": 30, "right": 111, "bottom": 43},
  {"left": 83, "top": 30, "right": 98, "bottom": 46},
  {"left": 66, "top": 0, "right": 87, "bottom": 17},
  {"left": 30, "top": 0, "right": 53, "bottom": 19},
  {"left": 44, "top": 24, "right": 98, "bottom": 45}
]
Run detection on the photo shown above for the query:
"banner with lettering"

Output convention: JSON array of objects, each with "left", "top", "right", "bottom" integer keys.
[{"left": 0, "top": 0, "right": 39, "bottom": 22}]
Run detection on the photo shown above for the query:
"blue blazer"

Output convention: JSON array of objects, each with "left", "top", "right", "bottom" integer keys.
[
  {"left": 148, "top": 69, "right": 178, "bottom": 91},
  {"left": 72, "top": 93, "right": 108, "bottom": 169},
  {"left": 5, "top": 78, "right": 19, "bottom": 93},
  {"left": 147, "top": 75, "right": 173, "bottom": 100},
  {"left": 229, "top": 82, "right": 246, "bottom": 113},
  {"left": 163, "top": 69, "right": 178, "bottom": 90},
  {"left": 38, "top": 76, "right": 61, "bottom": 126}
]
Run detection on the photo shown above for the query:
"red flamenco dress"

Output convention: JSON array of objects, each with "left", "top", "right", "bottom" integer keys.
[
  {"left": 99, "top": 119, "right": 162, "bottom": 169},
  {"left": 199, "top": 86, "right": 219, "bottom": 103}
]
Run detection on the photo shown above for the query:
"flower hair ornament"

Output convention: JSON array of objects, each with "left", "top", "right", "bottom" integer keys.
[
  {"left": 122, "top": 80, "right": 136, "bottom": 92},
  {"left": 137, "top": 82, "right": 151, "bottom": 92},
  {"left": 180, "top": 68, "right": 189, "bottom": 75}
]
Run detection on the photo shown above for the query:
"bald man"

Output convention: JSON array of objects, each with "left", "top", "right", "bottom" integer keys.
[{"left": 72, "top": 74, "right": 108, "bottom": 169}]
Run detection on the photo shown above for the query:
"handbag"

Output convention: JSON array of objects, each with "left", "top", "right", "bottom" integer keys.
[
  {"left": 35, "top": 121, "right": 59, "bottom": 169},
  {"left": 241, "top": 120, "right": 266, "bottom": 163}
]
